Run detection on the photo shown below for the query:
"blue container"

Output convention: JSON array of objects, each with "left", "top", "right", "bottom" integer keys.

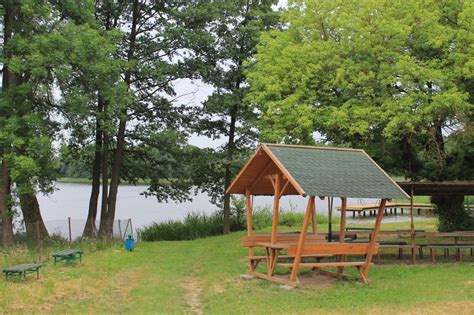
[{"left": 125, "top": 235, "right": 135, "bottom": 252}]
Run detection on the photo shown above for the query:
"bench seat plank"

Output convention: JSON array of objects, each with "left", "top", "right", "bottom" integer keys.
[
  {"left": 278, "top": 261, "right": 370, "bottom": 268},
  {"left": 1, "top": 263, "right": 42, "bottom": 281}
]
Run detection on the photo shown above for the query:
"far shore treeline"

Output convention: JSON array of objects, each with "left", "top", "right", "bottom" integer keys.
[{"left": 1, "top": 0, "right": 473, "bottom": 246}]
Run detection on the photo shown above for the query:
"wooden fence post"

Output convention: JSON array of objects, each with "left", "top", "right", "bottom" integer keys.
[
  {"left": 36, "top": 221, "right": 41, "bottom": 261},
  {"left": 118, "top": 219, "right": 122, "bottom": 239},
  {"left": 68, "top": 217, "right": 72, "bottom": 243}
]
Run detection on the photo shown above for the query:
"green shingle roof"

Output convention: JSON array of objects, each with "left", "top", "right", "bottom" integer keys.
[{"left": 266, "top": 144, "right": 408, "bottom": 199}]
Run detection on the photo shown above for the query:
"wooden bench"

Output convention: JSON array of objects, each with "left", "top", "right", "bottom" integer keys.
[
  {"left": 52, "top": 249, "right": 83, "bottom": 265},
  {"left": 242, "top": 233, "right": 325, "bottom": 247},
  {"left": 284, "top": 242, "right": 379, "bottom": 283},
  {"left": 427, "top": 245, "right": 474, "bottom": 263},
  {"left": 246, "top": 253, "right": 331, "bottom": 270},
  {"left": 1, "top": 263, "right": 42, "bottom": 281}
]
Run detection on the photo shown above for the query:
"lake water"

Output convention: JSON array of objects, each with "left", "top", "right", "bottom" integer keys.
[{"left": 36, "top": 183, "right": 432, "bottom": 233}]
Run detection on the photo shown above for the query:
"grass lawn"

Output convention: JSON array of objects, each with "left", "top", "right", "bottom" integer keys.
[{"left": 0, "top": 220, "right": 473, "bottom": 314}]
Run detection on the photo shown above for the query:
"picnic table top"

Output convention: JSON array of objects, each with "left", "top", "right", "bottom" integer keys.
[
  {"left": 1, "top": 263, "right": 43, "bottom": 272},
  {"left": 256, "top": 242, "right": 291, "bottom": 249},
  {"left": 52, "top": 249, "right": 83, "bottom": 256}
]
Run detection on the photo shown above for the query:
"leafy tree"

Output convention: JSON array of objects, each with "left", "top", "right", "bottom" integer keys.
[
  {"left": 194, "top": 0, "right": 280, "bottom": 233},
  {"left": 69, "top": 0, "right": 218, "bottom": 238},
  {"left": 247, "top": 0, "right": 474, "bottom": 230},
  {"left": 0, "top": 0, "right": 118, "bottom": 242}
]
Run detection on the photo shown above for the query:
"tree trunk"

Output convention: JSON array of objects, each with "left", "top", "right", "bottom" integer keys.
[
  {"left": 104, "top": 120, "right": 125, "bottom": 237},
  {"left": 83, "top": 96, "right": 104, "bottom": 238},
  {"left": 101, "top": 0, "right": 139, "bottom": 238},
  {"left": 99, "top": 104, "right": 110, "bottom": 238},
  {"left": 223, "top": 112, "right": 237, "bottom": 234},
  {"left": 0, "top": 4, "right": 16, "bottom": 247},
  {"left": 19, "top": 193, "right": 49, "bottom": 239},
  {"left": 0, "top": 161, "right": 15, "bottom": 246},
  {"left": 432, "top": 194, "right": 474, "bottom": 232}
]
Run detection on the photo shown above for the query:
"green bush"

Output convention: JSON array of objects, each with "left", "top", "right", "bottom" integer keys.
[
  {"left": 139, "top": 201, "right": 337, "bottom": 242},
  {"left": 252, "top": 207, "right": 334, "bottom": 230},
  {"left": 138, "top": 212, "right": 226, "bottom": 241}
]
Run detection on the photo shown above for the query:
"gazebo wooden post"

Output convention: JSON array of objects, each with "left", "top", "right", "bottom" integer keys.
[
  {"left": 290, "top": 196, "right": 315, "bottom": 282},
  {"left": 245, "top": 188, "right": 254, "bottom": 258},
  {"left": 360, "top": 199, "right": 387, "bottom": 282},
  {"left": 271, "top": 174, "right": 281, "bottom": 244},
  {"left": 337, "top": 197, "right": 347, "bottom": 275},
  {"left": 311, "top": 199, "right": 317, "bottom": 234},
  {"left": 410, "top": 187, "right": 416, "bottom": 264},
  {"left": 328, "top": 197, "right": 333, "bottom": 242}
]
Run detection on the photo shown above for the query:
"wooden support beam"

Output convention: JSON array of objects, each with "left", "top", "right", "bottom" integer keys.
[
  {"left": 271, "top": 174, "right": 281, "bottom": 244},
  {"left": 279, "top": 179, "right": 290, "bottom": 198},
  {"left": 245, "top": 189, "right": 254, "bottom": 259},
  {"left": 290, "top": 196, "right": 315, "bottom": 282},
  {"left": 360, "top": 199, "right": 387, "bottom": 281},
  {"left": 311, "top": 197, "right": 317, "bottom": 235},
  {"left": 410, "top": 187, "right": 416, "bottom": 264},
  {"left": 337, "top": 197, "right": 347, "bottom": 274}
]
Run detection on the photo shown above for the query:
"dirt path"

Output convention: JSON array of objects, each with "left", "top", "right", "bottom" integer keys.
[{"left": 181, "top": 277, "right": 204, "bottom": 315}]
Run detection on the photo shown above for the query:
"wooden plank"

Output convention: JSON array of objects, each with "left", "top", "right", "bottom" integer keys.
[
  {"left": 279, "top": 261, "right": 367, "bottom": 268},
  {"left": 242, "top": 233, "right": 325, "bottom": 247},
  {"left": 271, "top": 174, "right": 281, "bottom": 243},
  {"left": 245, "top": 188, "right": 254, "bottom": 260},
  {"left": 255, "top": 242, "right": 291, "bottom": 249},
  {"left": 290, "top": 196, "right": 315, "bottom": 281},
  {"left": 247, "top": 271, "right": 298, "bottom": 286},
  {"left": 311, "top": 198, "right": 317, "bottom": 235},
  {"left": 288, "top": 243, "right": 379, "bottom": 256},
  {"left": 361, "top": 199, "right": 386, "bottom": 280},
  {"left": 336, "top": 202, "right": 434, "bottom": 212},
  {"left": 338, "top": 197, "right": 347, "bottom": 274},
  {"left": 279, "top": 179, "right": 290, "bottom": 198}
]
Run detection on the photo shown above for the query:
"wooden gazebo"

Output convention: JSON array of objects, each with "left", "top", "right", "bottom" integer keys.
[{"left": 227, "top": 144, "right": 409, "bottom": 285}]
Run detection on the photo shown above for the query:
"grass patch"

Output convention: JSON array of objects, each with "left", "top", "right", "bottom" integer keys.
[{"left": 1, "top": 219, "right": 473, "bottom": 313}]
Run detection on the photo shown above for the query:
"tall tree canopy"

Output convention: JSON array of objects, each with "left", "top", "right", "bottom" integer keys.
[
  {"left": 193, "top": 0, "right": 280, "bottom": 233},
  {"left": 247, "top": 0, "right": 474, "bottom": 230},
  {"left": 0, "top": 0, "right": 112, "bottom": 243}
]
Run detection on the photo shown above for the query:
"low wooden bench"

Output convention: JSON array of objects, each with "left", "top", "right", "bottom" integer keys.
[
  {"left": 52, "top": 249, "right": 83, "bottom": 265},
  {"left": 255, "top": 242, "right": 379, "bottom": 284},
  {"left": 427, "top": 245, "right": 474, "bottom": 263},
  {"left": 246, "top": 253, "right": 331, "bottom": 271},
  {"left": 1, "top": 263, "right": 43, "bottom": 281}
]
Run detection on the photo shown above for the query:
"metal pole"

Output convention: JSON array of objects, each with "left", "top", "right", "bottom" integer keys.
[
  {"left": 68, "top": 217, "right": 72, "bottom": 243},
  {"left": 129, "top": 218, "right": 134, "bottom": 239},
  {"left": 328, "top": 197, "right": 333, "bottom": 242}
]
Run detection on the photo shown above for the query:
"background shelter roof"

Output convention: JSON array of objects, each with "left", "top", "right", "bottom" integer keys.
[
  {"left": 227, "top": 144, "right": 409, "bottom": 199},
  {"left": 396, "top": 181, "right": 474, "bottom": 196}
]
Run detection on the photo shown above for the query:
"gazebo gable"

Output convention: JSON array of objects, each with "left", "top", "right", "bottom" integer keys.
[{"left": 226, "top": 145, "right": 304, "bottom": 196}]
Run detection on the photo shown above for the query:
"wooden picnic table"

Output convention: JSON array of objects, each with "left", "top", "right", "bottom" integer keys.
[
  {"left": 52, "top": 249, "right": 83, "bottom": 265},
  {"left": 1, "top": 263, "right": 42, "bottom": 281}
]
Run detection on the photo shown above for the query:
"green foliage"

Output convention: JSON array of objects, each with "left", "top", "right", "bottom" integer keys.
[
  {"left": 247, "top": 0, "right": 474, "bottom": 230},
  {"left": 251, "top": 207, "right": 333, "bottom": 230},
  {"left": 192, "top": 1, "right": 280, "bottom": 206},
  {"left": 139, "top": 196, "right": 248, "bottom": 241}
]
